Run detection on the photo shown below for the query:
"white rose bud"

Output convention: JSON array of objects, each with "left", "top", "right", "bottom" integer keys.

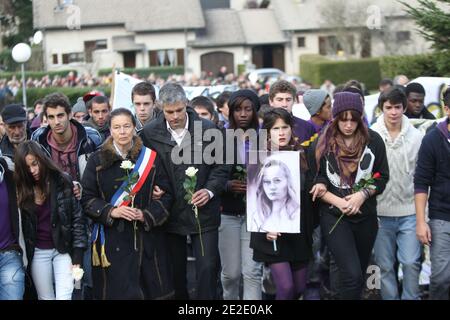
[
  {"left": 120, "top": 160, "right": 135, "bottom": 170},
  {"left": 72, "top": 266, "right": 84, "bottom": 281},
  {"left": 185, "top": 167, "right": 198, "bottom": 178}
]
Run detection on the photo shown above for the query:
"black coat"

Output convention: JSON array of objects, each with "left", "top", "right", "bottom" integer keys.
[
  {"left": 0, "top": 157, "right": 21, "bottom": 252},
  {"left": 405, "top": 107, "right": 436, "bottom": 120},
  {"left": 250, "top": 146, "right": 314, "bottom": 264},
  {"left": 80, "top": 136, "right": 174, "bottom": 300},
  {"left": 21, "top": 171, "right": 87, "bottom": 265},
  {"left": 140, "top": 107, "right": 231, "bottom": 235},
  {"left": 220, "top": 135, "right": 249, "bottom": 216}
]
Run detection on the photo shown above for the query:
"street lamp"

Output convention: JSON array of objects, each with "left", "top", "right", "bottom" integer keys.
[{"left": 11, "top": 43, "right": 32, "bottom": 108}]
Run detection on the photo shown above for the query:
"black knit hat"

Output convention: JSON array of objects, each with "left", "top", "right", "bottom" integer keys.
[{"left": 229, "top": 89, "right": 261, "bottom": 112}]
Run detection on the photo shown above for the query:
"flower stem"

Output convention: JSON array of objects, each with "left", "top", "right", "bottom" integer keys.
[
  {"left": 193, "top": 205, "right": 204, "bottom": 257},
  {"left": 131, "top": 195, "right": 137, "bottom": 251},
  {"left": 133, "top": 221, "right": 137, "bottom": 251},
  {"left": 329, "top": 213, "right": 345, "bottom": 235}
]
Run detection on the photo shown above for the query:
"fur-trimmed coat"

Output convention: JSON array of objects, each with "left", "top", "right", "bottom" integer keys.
[{"left": 80, "top": 135, "right": 174, "bottom": 300}]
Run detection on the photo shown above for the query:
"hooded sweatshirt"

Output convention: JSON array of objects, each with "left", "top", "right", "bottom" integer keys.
[
  {"left": 47, "top": 123, "right": 79, "bottom": 181},
  {"left": 372, "top": 115, "right": 424, "bottom": 217},
  {"left": 414, "top": 118, "right": 450, "bottom": 222}
]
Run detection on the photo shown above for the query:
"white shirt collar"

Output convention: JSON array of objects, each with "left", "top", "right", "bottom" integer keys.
[
  {"left": 166, "top": 114, "right": 189, "bottom": 146},
  {"left": 113, "top": 140, "right": 133, "bottom": 159}
]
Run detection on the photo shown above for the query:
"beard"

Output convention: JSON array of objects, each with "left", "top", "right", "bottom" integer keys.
[{"left": 9, "top": 135, "right": 26, "bottom": 144}]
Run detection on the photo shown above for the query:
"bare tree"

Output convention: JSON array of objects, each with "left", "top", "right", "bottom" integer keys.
[
  {"left": 0, "top": 0, "right": 14, "bottom": 50},
  {"left": 319, "top": 0, "right": 428, "bottom": 58},
  {"left": 318, "top": 0, "right": 371, "bottom": 58}
]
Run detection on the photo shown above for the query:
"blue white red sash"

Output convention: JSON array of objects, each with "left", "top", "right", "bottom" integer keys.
[
  {"left": 91, "top": 146, "right": 157, "bottom": 267},
  {"left": 110, "top": 146, "right": 157, "bottom": 207}
]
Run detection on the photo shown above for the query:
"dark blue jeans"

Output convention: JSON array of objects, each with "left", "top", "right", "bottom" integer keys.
[
  {"left": 0, "top": 250, "right": 25, "bottom": 300},
  {"left": 321, "top": 212, "right": 378, "bottom": 300}
]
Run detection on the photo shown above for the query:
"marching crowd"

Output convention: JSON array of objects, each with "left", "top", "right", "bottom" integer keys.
[{"left": 0, "top": 76, "right": 449, "bottom": 300}]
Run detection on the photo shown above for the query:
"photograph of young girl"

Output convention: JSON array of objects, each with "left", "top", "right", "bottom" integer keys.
[{"left": 247, "top": 151, "right": 301, "bottom": 234}]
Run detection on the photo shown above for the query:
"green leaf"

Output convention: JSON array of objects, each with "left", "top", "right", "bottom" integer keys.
[
  {"left": 130, "top": 177, "right": 139, "bottom": 184},
  {"left": 124, "top": 195, "right": 130, "bottom": 202},
  {"left": 183, "top": 181, "right": 191, "bottom": 190}
]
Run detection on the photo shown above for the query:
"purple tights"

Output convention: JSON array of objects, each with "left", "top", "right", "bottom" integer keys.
[{"left": 269, "top": 262, "right": 308, "bottom": 300}]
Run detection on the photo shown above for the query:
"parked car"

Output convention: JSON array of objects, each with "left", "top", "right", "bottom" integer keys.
[
  {"left": 246, "top": 68, "right": 284, "bottom": 85},
  {"left": 246, "top": 68, "right": 301, "bottom": 85}
]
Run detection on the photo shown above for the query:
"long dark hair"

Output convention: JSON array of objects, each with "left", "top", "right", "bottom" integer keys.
[
  {"left": 262, "top": 108, "right": 308, "bottom": 171},
  {"left": 315, "top": 110, "right": 369, "bottom": 184},
  {"left": 14, "top": 141, "right": 66, "bottom": 210},
  {"left": 262, "top": 108, "right": 299, "bottom": 147}
]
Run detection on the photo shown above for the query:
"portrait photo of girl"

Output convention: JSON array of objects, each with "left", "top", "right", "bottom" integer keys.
[{"left": 247, "top": 152, "right": 301, "bottom": 234}]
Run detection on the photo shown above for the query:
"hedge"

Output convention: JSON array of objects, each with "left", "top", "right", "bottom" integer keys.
[
  {"left": 300, "top": 55, "right": 381, "bottom": 90},
  {"left": 98, "top": 66, "right": 184, "bottom": 79},
  {"left": 14, "top": 86, "right": 111, "bottom": 107},
  {"left": 299, "top": 52, "right": 450, "bottom": 91},
  {"left": 380, "top": 52, "right": 450, "bottom": 79},
  {"left": 0, "top": 69, "right": 78, "bottom": 81}
]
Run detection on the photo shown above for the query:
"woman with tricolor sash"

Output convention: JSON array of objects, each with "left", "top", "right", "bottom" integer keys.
[{"left": 81, "top": 108, "right": 174, "bottom": 299}]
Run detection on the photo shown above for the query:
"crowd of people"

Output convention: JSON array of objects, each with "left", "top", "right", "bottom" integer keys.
[
  {"left": 0, "top": 74, "right": 449, "bottom": 301},
  {"left": 0, "top": 69, "right": 310, "bottom": 111}
]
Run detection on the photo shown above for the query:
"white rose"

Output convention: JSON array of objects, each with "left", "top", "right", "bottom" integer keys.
[
  {"left": 72, "top": 266, "right": 84, "bottom": 281},
  {"left": 120, "top": 160, "right": 135, "bottom": 170},
  {"left": 185, "top": 167, "right": 198, "bottom": 178}
]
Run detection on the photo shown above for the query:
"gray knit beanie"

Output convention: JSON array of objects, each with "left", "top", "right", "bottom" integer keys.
[
  {"left": 303, "top": 89, "right": 328, "bottom": 116},
  {"left": 72, "top": 97, "right": 86, "bottom": 114}
]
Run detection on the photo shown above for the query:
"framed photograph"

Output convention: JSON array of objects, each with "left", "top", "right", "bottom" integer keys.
[{"left": 246, "top": 151, "right": 301, "bottom": 233}]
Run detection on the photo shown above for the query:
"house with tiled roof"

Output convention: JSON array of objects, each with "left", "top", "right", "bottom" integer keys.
[{"left": 33, "top": 0, "right": 431, "bottom": 76}]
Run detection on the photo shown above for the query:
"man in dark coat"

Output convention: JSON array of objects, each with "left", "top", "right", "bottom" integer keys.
[
  {"left": 140, "top": 82, "right": 230, "bottom": 299},
  {"left": 0, "top": 104, "right": 30, "bottom": 169}
]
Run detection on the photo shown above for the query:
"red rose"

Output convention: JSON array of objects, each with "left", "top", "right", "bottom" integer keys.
[{"left": 373, "top": 172, "right": 381, "bottom": 179}]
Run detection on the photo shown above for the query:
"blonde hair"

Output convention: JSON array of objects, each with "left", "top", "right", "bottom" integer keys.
[{"left": 255, "top": 158, "right": 299, "bottom": 223}]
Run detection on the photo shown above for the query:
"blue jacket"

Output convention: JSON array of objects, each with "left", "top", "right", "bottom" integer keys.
[{"left": 414, "top": 118, "right": 450, "bottom": 222}]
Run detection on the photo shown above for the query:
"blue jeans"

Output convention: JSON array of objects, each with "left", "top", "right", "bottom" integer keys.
[
  {"left": 429, "top": 219, "right": 450, "bottom": 300},
  {"left": 218, "top": 214, "right": 262, "bottom": 300},
  {"left": 31, "top": 248, "right": 73, "bottom": 300},
  {"left": 373, "top": 215, "right": 421, "bottom": 300},
  {"left": 0, "top": 250, "right": 25, "bottom": 300}
]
